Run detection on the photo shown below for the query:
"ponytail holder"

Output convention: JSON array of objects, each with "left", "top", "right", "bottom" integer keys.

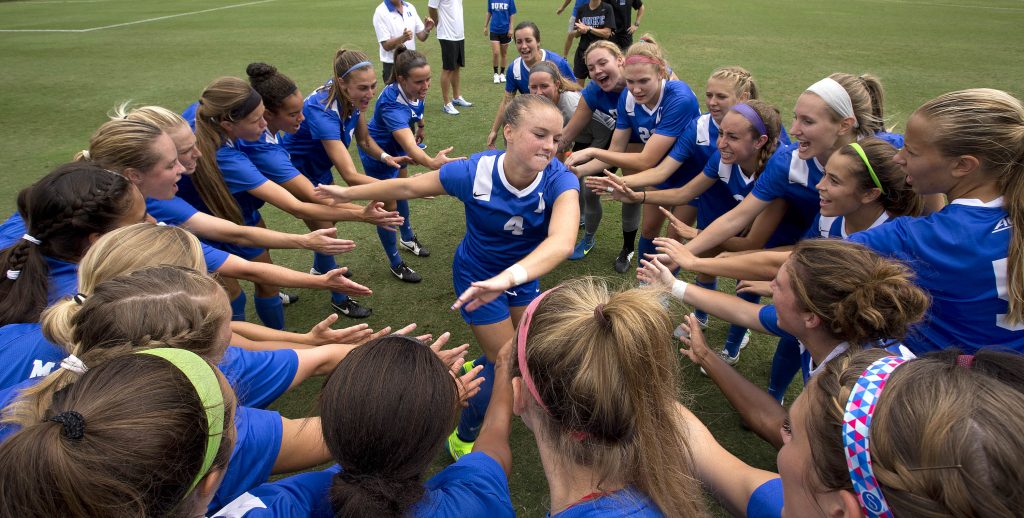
[
  {"left": 5, "top": 270, "right": 20, "bottom": 280},
  {"left": 849, "top": 142, "right": 885, "bottom": 194},
  {"left": 624, "top": 55, "right": 663, "bottom": 67},
  {"left": 137, "top": 348, "right": 225, "bottom": 492},
  {"left": 341, "top": 60, "right": 373, "bottom": 79},
  {"left": 570, "top": 430, "right": 590, "bottom": 442},
  {"left": 48, "top": 410, "right": 86, "bottom": 441},
  {"left": 593, "top": 303, "right": 611, "bottom": 328},
  {"left": 806, "top": 77, "right": 858, "bottom": 128},
  {"left": 73, "top": 293, "right": 87, "bottom": 305},
  {"left": 60, "top": 354, "right": 89, "bottom": 374},
  {"left": 80, "top": 149, "right": 91, "bottom": 160},
  {"left": 956, "top": 354, "right": 974, "bottom": 369},
  {"left": 21, "top": 234, "right": 41, "bottom": 245},
  {"left": 731, "top": 103, "right": 767, "bottom": 137}
]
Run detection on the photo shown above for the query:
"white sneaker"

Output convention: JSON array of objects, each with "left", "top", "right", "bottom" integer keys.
[
  {"left": 499, "top": 73, "right": 506, "bottom": 83},
  {"left": 442, "top": 102, "right": 460, "bottom": 115},
  {"left": 493, "top": 73, "right": 501, "bottom": 84},
  {"left": 452, "top": 96, "right": 473, "bottom": 107}
]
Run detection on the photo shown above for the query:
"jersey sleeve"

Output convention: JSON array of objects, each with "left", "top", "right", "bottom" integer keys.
[
  {"left": 146, "top": 196, "right": 199, "bottom": 226},
  {"left": 372, "top": 9, "right": 390, "bottom": 43},
  {"left": 438, "top": 159, "right": 474, "bottom": 202},
  {"left": 210, "top": 406, "right": 284, "bottom": 512},
  {"left": 846, "top": 218, "right": 913, "bottom": 262},
  {"left": 427, "top": 0, "right": 439, "bottom": 8},
  {"left": 212, "top": 467, "right": 337, "bottom": 518},
  {"left": 555, "top": 54, "right": 577, "bottom": 83},
  {"left": 218, "top": 146, "right": 270, "bottom": 194},
  {"left": 419, "top": 452, "right": 514, "bottom": 517},
  {"left": 549, "top": 164, "right": 582, "bottom": 200},
  {"left": 503, "top": 62, "right": 518, "bottom": 93},
  {"left": 202, "top": 243, "right": 230, "bottom": 273},
  {"left": 380, "top": 102, "right": 413, "bottom": 135},
  {"left": 603, "top": 3, "right": 618, "bottom": 31},
  {"left": 305, "top": 102, "right": 343, "bottom": 142},
  {"left": 243, "top": 141, "right": 302, "bottom": 185},
  {"left": 804, "top": 214, "right": 825, "bottom": 239},
  {"left": 509, "top": 0, "right": 517, "bottom": 15},
  {"left": 218, "top": 347, "right": 300, "bottom": 410},
  {"left": 746, "top": 477, "right": 784, "bottom": 518},
  {"left": 615, "top": 90, "right": 630, "bottom": 130},
  {"left": 670, "top": 123, "right": 700, "bottom": 163},
  {"left": 653, "top": 83, "right": 699, "bottom": 138},
  {"left": 701, "top": 151, "right": 721, "bottom": 179},
  {"left": 750, "top": 148, "right": 793, "bottom": 203},
  {"left": 758, "top": 304, "right": 796, "bottom": 341}
]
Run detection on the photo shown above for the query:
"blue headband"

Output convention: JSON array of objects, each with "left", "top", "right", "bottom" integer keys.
[{"left": 341, "top": 61, "right": 372, "bottom": 78}]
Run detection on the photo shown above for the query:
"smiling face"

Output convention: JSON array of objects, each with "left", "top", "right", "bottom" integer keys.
[
  {"left": 528, "top": 70, "right": 559, "bottom": 103},
  {"left": 220, "top": 102, "right": 267, "bottom": 142},
  {"left": 504, "top": 104, "right": 563, "bottom": 174},
  {"left": 893, "top": 113, "right": 958, "bottom": 196},
  {"left": 705, "top": 77, "right": 745, "bottom": 125},
  {"left": 514, "top": 27, "right": 540, "bottom": 61},
  {"left": 586, "top": 47, "right": 623, "bottom": 93},
  {"left": 770, "top": 260, "right": 810, "bottom": 338},
  {"left": 624, "top": 63, "right": 663, "bottom": 107},
  {"left": 816, "top": 151, "right": 880, "bottom": 217},
  {"left": 791, "top": 93, "right": 847, "bottom": 163},
  {"left": 398, "top": 65, "right": 431, "bottom": 101},
  {"left": 717, "top": 111, "right": 762, "bottom": 167},
  {"left": 344, "top": 67, "right": 378, "bottom": 112},
  {"left": 168, "top": 123, "right": 201, "bottom": 175},
  {"left": 131, "top": 132, "right": 186, "bottom": 200},
  {"left": 263, "top": 90, "right": 305, "bottom": 134}
]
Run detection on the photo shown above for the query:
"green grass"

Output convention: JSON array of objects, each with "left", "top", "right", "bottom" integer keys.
[{"left": 2, "top": 0, "right": 1023, "bottom": 515}]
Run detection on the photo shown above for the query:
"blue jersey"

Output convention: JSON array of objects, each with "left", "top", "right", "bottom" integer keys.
[
  {"left": 174, "top": 159, "right": 265, "bottom": 261},
  {"left": 551, "top": 487, "right": 663, "bottom": 517},
  {"left": 487, "top": 0, "right": 516, "bottom": 33},
  {"left": 805, "top": 211, "right": 890, "bottom": 240},
  {"left": 750, "top": 141, "right": 825, "bottom": 243},
  {"left": 282, "top": 83, "right": 361, "bottom": 186},
  {"left": 747, "top": 478, "right": 783, "bottom": 518},
  {"left": 580, "top": 81, "right": 621, "bottom": 133},
  {"left": 218, "top": 346, "right": 299, "bottom": 410},
  {"left": 209, "top": 405, "right": 284, "bottom": 512},
  {"left": 439, "top": 150, "right": 579, "bottom": 277},
  {"left": 662, "top": 113, "right": 718, "bottom": 190},
  {"left": 504, "top": 50, "right": 576, "bottom": 95},
  {"left": 211, "top": 452, "right": 514, "bottom": 517},
  {"left": 142, "top": 197, "right": 230, "bottom": 272},
  {"left": 0, "top": 213, "right": 79, "bottom": 304},
  {"left": 615, "top": 80, "right": 700, "bottom": 144},
  {"left": 0, "top": 323, "right": 65, "bottom": 390},
  {"left": 182, "top": 101, "right": 199, "bottom": 130},
  {"left": 873, "top": 130, "right": 904, "bottom": 149},
  {"left": 236, "top": 130, "right": 302, "bottom": 186},
  {"left": 358, "top": 82, "right": 424, "bottom": 179},
  {"left": 848, "top": 198, "right": 1023, "bottom": 354}
]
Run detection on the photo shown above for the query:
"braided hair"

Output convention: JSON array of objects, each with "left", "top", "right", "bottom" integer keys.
[{"left": 0, "top": 162, "right": 136, "bottom": 326}]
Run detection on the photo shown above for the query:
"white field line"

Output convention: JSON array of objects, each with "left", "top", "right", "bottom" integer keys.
[
  {"left": 0, "top": 0, "right": 277, "bottom": 33},
  {"left": 856, "top": 0, "right": 1024, "bottom": 12}
]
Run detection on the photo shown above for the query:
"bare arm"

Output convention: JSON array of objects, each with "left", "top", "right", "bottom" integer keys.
[
  {"left": 472, "top": 339, "right": 514, "bottom": 476},
  {"left": 272, "top": 416, "right": 332, "bottom": 474},
  {"left": 392, "top": 127, "right": 463, "bottom": 169},
  {"left": 654, "top": 236, "right": 788, "bottom": 281},
  {"left": 316, "top": 169, "right": 447, "bottom": 204},
  {"left": 487, "top": 91, "right": 517, "bottom": 148},
  {"left": 718, "top": 197, "right": 787, "bottom": 252},
  {"left": 230, "top": 315, "right": 373, "bottom": 347},
  {"left": 684, "top": 194, "right": 771, "bottom": 255},
  {"left": 180, "top": 211, "right": 353, "bottom": 254},
  {"left": 569, "top": 132, "right": 676, "bottom": 171},
  {"left": 215, "top": 255, "right": 372, "bottom": 296}
]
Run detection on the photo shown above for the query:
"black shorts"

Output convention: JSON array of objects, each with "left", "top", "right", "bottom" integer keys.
[
  {"left": 381, "top": 62, "right": 394, "bottom": 83},
  {"left": 573, "top": 47, "right": 590, "bottom": 79},
  {"left": 439, "top": 39, "right": 465, "bottom": 70},
  {"left": 489, "top": 31, "right": 511, "bottom": 44}
]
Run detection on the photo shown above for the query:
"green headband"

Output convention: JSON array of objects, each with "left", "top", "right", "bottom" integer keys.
[
  {"left": 137, "top": 348, "right": 225, "bottom": 493},
  {"left": 849, "top": 142, "right": 885, "bottom": 194}
]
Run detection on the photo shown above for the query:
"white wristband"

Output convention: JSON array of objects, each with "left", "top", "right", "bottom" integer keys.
[
  {"left": 671, "top": 279, "right": 689, "bottom": 301},
  {"left": 505, "top": 264, "right": 528, "bottom": 286},
  {"left": 380, "top": 151, "right": 392, "bottom": 162}
]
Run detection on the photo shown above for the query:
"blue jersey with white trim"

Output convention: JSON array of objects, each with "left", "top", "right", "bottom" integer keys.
[
  {"left": 615, "top": 79, "right": 700, "bottom": 144},
  {"left": 487, "top": 0, "right": 517, "bottom": 33},
  {"left": 0, "top": 323, "right": 64, "bottom": 390},
  {"left": 282, "top": 83, "right": 360, "bottom": 183},
  {"left": 504, "top": 50, "right": 576, "bottom": 94},
  {"left": 848, "top": 198, "right": 1023, "bottom": 353},
  {"left": 751, "top": 141, "right": 824, "bottom": 234},
  {"left": 439, "top": 150, "right": 578, "bottom": 276},
  {"left": 663, "top": 113, "right": 718, "bottom": 188},
  {"left": 358, "top": 82, "right": 424, "bottom": 177},
  {"left": 580, "top": 81, "right": 621, "bottom": 132},
  {"left": 237, "top": 130, "right": 302, "bottom": 186},
  {"left": 804, "top": 211, "right": 890, "bottom": 240}
]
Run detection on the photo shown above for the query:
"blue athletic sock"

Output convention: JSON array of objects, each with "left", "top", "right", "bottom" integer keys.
[
  {"left": 313, "top": 252, "right": 337, "bottom": 275},
  {"left": 376, "top": 226, "right": 403, "bottom": 268},
  {"left": 396, "top": 199, "right": 415, "bottom": 242},
  {"left": 767, "top": 336, "right": 802, "bottom": 402},
  {"left": 457, "top": 357, "right": 495, "bottom": 442},
  {"left": 230, "top": 291, "right": 247, "bottom": 322},
  {"left": 693, "top": 278, "right": 717, "bottom": 322},
  {"left": 724, "top": 290, "right": 761, "bottom": 356},
  {"left": 254, "top": 295, "right": 285, "bottom": 330},
  {"left": 637, "top": 236, "right": 656, "bottom": 261}
]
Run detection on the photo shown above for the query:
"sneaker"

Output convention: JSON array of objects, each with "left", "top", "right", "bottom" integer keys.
[
  {"left": 331, "top": 298, "right": 372, "bottom": 318},
  {"left": 452, "top": 96, "right": 473, "bottom": 107},
  {"left": 390, "top": 262, "right": 422, "bottom": 283},
  {"left": 569, "top": 235, "right": 596, "bottom": 260},
  {"left": 499, "top": 73, "right": 506, "bottom": 83},
  {"left": 278, "top": 292, "right": 299, "bottom": 305},
  {"left": 310, "top": 267, "right": 353, "bottom": 278},
  {"left": 442, "top": 102, "right": 460, "bottom": 115},
  {"left": 417, "top": 142, "right": 427, "bottom": 149},
  {"left": 673, "top": 313, "right": 710, "bottom": 339},
  {"left": 613, "top": 248, "right": 635, "bottom": 273},
  {"left": 493, "top": 72, "right": 501, "bottom": 84},
  {"left": 447, "top": 429, "right": 475, "bottom": 461},
  {"left": 699, "top": 350, "right": 740, "bottom": 376},
  {"left": 399, "top": 236, "right": 430, "bottom": 257}
]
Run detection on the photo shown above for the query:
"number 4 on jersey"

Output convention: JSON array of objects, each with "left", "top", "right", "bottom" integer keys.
[{"left": 504, "top": 216, "right": 524, "bottom": 236}]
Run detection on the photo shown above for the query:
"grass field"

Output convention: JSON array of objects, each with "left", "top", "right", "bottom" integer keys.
[{"left": 2, "top": 0, "right": 1023, "bottom": 515}]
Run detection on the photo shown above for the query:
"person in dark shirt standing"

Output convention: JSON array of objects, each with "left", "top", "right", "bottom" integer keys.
[
  {"left": 572, "top": 0, "right": 616, "bottom": 84},
  {"left": 606, "top": 0, "right": 643, "bottom": 50}
]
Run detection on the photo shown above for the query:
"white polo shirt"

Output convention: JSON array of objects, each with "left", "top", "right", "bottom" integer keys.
[
  {"left": 373, "top": 0, "right": 425, "bottom": 63},
  {"left": 427, "top": 0, "right": 464, "bottom": 41}
]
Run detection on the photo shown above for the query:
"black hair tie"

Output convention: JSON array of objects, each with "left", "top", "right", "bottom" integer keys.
[{"left": 48, "top": 410, "right": 85, "bottom": 440}]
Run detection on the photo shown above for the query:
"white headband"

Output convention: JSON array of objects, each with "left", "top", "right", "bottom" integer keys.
[{"left": 806, "top": 77, "right": 858, "bottom": 128}]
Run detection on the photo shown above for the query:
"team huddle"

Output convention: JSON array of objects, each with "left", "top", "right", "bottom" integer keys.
[{"left": 0, "top": 0, "right": 1022, "bottom": 516}]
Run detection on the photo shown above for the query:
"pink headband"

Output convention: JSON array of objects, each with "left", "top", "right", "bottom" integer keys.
[
  {"left": 624, "top": 55, "right": 663, "bottom": 67},
  {"left": 516, "top": 287, "right": 561, "bottom": 414}
]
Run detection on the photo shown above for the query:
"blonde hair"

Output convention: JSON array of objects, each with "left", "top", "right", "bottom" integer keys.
[
  {"left": 819, "top": 72, "right": 886, "bottom": 138},
  {"left": 529, "top": 60, "right": 581, "bottom": 93},
  {"left": 5, "top": 266, "right": 229, "bottom": 427},
  {"left": 584, "top": 39, "right": 624, "bottom": 62},
  {"left": 112, "top": 103, "right": 188, "bottom": 132},
  {"left": 513, "top": 277, "right": 704, "bottom": 518},
  {"left": 75, "top": 118, "right": 166, "bottom": 173},
  {"left": 913, "top": 88, "right": 1024, "bottom": 325},
  {"left": 192, "top": 76, "right": 254, "bottom": 224},
  {"left": 624, "top": 35, "right": 669, "bottom": 79},
  {"left": 806, "top": 348, "right": 1024, "bottom": 517},
  {"left": 42, "top": 223, "right": 206, "bottom": 347},
  {"left": 709, "top": 65, "right": 759, "bottom": 100}
]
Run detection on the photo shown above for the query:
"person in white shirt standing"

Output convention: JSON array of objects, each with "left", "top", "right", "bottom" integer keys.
[
  {"left": 429, "top": 0, "right": 474, "bottom": 115},
  {"left": 373, "top": 0, "right": 435, "bottom": 82}
]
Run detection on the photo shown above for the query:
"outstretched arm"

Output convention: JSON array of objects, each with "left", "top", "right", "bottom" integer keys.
[
  {"left": 472, "top": 338, "right": 515, "bottom": 476},
  {"left": 683, "top": 194, "right": 770, "bottom": 255},
  {"left": 315, "top": 169, "right": 446, "bottom": 204}
]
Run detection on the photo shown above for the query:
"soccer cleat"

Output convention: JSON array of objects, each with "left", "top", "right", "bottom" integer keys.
[
  {"left": 442, "top": 102, "right": 460, "bottom": 115},
  {"left": 399, "top": 236, "right": 430, "bottom": 257},
  {"left": 332, "top": 298, "right": 372, "bottom": 318},
  {"left": 613, "top": 248, "right": 635, "bottom": 273},
  {"left": 569, "top": 235, "right": 596, "bottom": 260},
  {"left": 390, "top": 262, "right": 422, "bottom": 283},
  {"left": 447, "top": 429, "right": 475, "bottom": 461},
  {"left": 699, "top": 349, "right": 741, "bottom": 376},
  {"left": 278, "top": 292, "right": 299, "bottom": 305},
  {"left": 673, "top": 313, "right": 710, "bottom": 339},
  {"left": 499, "top": 73, "right": 506, "bottom": 83},
  {"left": 493, "top": 72, "right": 501, "bottom": 84},
  {"left": 452, "top": 96, "right": 473, "bottom": 107},
  {"left": 310, "top": 267, "right": 353, "bottom": 278}
]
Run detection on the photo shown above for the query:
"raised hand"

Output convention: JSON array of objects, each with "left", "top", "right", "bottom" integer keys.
[
  {"left": 362, "top": 201, "right": 404, "bottom": 231},
  {"left": 678, "top": 313, "right": 714, "bottom": 366},
  {"left": 302, "top": 227, "right": 356, "bottom": 254},
  {"left": 659, "top": 206, "right": 698, "bottom": 240},
  {"left": 314, "top": 184, "right": 352, "bottom": 204},
  {"left": 637, "top": 257, "right": 676, "bottom": 290},
  {"left": 321, "top": 268, "right": 373, "bottom": 296},
  {"left": 304, "top": 313, "right": 373, "bottom": 345},
  {"left": 653, "top": 236, "right": 698, "bottom": 271}
]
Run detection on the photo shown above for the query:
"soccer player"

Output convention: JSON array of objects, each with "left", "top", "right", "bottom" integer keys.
[
  {"left": 570, "top": 0, "right": 617, "bottom": 85},
  {"left": 483, "top": 0, "right": 516, "bottom": 83}
]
